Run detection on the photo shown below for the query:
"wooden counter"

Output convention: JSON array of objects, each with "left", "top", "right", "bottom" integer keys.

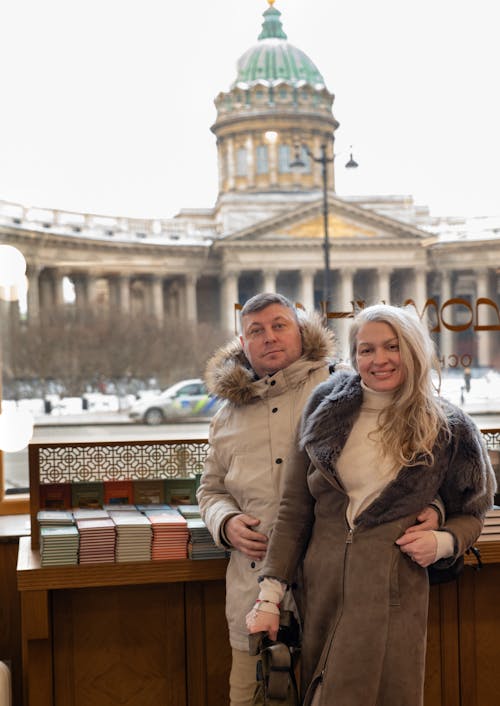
[
  {"left": 17, "top": 535, "right": 500, "bottom": 706},
  {"left": 17, "top": 537, "right": 230, "bottom": 706}
]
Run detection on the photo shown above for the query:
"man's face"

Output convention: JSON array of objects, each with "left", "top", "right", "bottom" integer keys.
[{"left": 240, "top": 303, "right": 303, "bottom": 378}]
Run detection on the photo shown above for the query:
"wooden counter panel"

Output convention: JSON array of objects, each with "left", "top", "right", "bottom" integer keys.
[
  {"left": 185, "top": 581, "right": 230, "bottom": 706},
  {"left": 52, "top": 583, "right": 186, "bottom": 706},
  {"left": 459, "top": 563, "right": 500, "bottom": 706}
]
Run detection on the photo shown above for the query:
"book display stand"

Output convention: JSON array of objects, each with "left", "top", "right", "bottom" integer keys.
[{"left": 18, "top": 438, "right": 230, "bottom": 706}]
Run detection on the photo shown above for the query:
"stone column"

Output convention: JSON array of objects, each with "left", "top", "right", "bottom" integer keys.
[
  {"left": 150, "top": 276, "right": 164, "bottom": 323},
  {"left": 185, "top": 273, "right": 198, "bottom": 323},
  {"left": 52, "top": 269, "right": 65, "bottom": 309},
  {"left": 165, "top": 279, "right": 181, "bottom": 318},
  {"left": 220, "top": 271, "right": 239, "bottom": 334},
  {"left": 86, "top": 274, "right": 99, "bottom": 308},
  {"left": 310, "top": 135, "right": 320, "bottom": 189},
  {"left": 475, "top": 268, "right": 491, "bottom": 368},
  {"left": 440, "top": 270, "right": 453, "bottom": 366},
  {"left": 217, "top": 139, "right": 225, "bottom": 193},
  {"left": 377, "top": 268, "right": 392, "bottom": 304},
  {"left": 268, "top": 140, "right": 278, "bottom": 187},
  {"left": 413, "top": 268, "right": 427, "bottom": 308},
  {"left": 226, "top": 138, "right": 235, "bottom": 191},
  {"left": 246, "top": 135, "right": 255, "bottom": 188},
  {"left": 299, "top": 270, "right": 315, "bottom": 313},
  {"left": 262, "top": 270, "right": 277, "bottom": 293},
  {"left": 26, "top": 264, "right": 41, "bottom": 322},
  {"left": 39, "top": 269, "right": 53, "bottom": 315},
  {"left": 118, "top": 275, "right": 131, "bottom": 316},
  {"left": 337, "top": 268, "right": 355, "bottom": 361}
]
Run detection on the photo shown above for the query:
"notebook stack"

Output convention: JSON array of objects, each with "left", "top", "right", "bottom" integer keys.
[
  {"left": 38, "top": 510, "right": 79, "bottom": 566},
  {"left": 109, "top": 511, "right": 152, "bottom": 562},
  {"left": 177, "top": 505, "right": 201, "bottom": 520},
  {"left": 146, "top": 510, "right": 189, "bottom": 560},
  {"left": 76, "top": 516, "right": 116, "bottom": 564},
  {"left": 136, "top": 504, "right": 173, "bottom": 514},
  {"left": 478, "top": 505, "right": 500, "bottom": 542},
  {"left": 186, "top": 517, "right": 228, "bottom": 560}
]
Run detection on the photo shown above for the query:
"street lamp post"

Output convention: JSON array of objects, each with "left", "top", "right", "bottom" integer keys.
[{"left": 291, "top": 143, "right": 358, "bottom": 312}]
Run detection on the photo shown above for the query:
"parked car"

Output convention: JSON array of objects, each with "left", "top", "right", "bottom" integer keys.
[{"left": 128, "top": 378, "right": 222, "bottom": 425}]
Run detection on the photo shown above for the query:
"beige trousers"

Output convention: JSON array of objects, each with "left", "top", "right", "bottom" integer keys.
[{"left": 229, "top": 647, "right": 259, "bottom": 706}]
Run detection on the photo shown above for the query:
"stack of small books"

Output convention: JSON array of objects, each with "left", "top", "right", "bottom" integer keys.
[
  {"left": 478, "top": 505, "right": 500, "bottom": 542},
  {"left": 185, "top": 517, "right": 228, "bottom": 560},
  {"left": 109, "top": 510, "right": 152, "bottom": 562},
  {"left": 76, "top": 513, "right": 116, "bottom": 564},
  {"left": 177, "top": 505, "right": 202, "bottom": 520},
  {"left": 38, "top": 510, "right": 79, "bottom": 566},
  {"left": 146, "top": 510, "right": 189, "bottom": 560}
]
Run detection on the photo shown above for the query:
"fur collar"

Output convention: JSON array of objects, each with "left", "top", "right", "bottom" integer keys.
[
  {"left": 204, "top": 310, "right": 335, "bottom": 405},
  {"left": 300, "top": 370, "right": 494, "bottom": 526}
]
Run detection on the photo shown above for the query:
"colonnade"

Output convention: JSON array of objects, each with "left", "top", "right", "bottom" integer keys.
[{"left": 17, "top": 262, "right": 500, "bottom": 370}]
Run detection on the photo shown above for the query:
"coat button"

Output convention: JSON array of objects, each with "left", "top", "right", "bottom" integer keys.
[
  {"left": 275, "top": 458, "right": 283, "bottom": 464},
  {"left": 272, "top": 407, "right": 278, "bottom": 413}
]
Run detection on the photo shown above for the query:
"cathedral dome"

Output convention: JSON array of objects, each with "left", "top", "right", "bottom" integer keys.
[{"left": 232, "top": 3, "right": 326, "bottom": 90}]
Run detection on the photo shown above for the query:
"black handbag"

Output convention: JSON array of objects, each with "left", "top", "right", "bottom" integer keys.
[
  {"left": 249, "top": 611, "right": 300, "bottom": 706},
  {"left": 427, "top": 546, "right": 482, "bottom": 585}
]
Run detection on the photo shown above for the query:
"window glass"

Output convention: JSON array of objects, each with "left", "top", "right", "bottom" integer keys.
[
  {"left": 236, "top": 147, "right": 247, "bottom": 177},
  {"left": 256, "top": 145, "right": 268, "bottom": 174},
  {"left": 278, "top": 145, "right": 291, "bottom": 174}
]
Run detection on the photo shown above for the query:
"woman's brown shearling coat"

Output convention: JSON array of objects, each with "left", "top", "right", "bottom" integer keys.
[{"left": 261, "top": 370, "right": 496, "bottom": 706}]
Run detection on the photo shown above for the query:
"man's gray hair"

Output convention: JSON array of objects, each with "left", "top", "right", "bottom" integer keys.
[{"left": 240, "top": 292, "right": 298, "bottom": 319}]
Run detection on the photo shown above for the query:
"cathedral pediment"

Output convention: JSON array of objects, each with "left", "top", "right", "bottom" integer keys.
[{"left": 216, "top": 195, "right": 431, "bottom": 245}]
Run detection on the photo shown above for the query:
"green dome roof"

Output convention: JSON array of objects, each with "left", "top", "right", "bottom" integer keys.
[{"left": 232, "top": 4, "right": 326, "bottom": 90}]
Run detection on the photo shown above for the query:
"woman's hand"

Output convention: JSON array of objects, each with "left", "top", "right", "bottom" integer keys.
[
  {"left": 246, "top": 604, "right": 280, "bottom": 641},
  {"left": 395, "top": 529, "right": 438, "bottom": 567}
]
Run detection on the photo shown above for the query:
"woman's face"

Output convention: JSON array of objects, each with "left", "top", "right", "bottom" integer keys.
[{"left": 355, "top": 321, "right": 405, "bottom": 392}]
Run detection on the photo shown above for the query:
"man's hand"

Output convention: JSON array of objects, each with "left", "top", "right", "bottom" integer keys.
[
  {"left": 404, "top": 505, "right": 440, "bottom": 533},
  {"left": 224, "top": 514, "right": 268, "bottom": 559},
  {"left": 395, "top": 530, "right": 437, "bottom": 567}
]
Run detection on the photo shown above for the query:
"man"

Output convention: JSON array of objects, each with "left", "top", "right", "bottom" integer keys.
[{"left": 197, "top": 292, "right": 439, "bottom": 706}]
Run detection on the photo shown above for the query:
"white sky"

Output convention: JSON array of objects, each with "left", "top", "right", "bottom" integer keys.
[{"left": 1, "top": 0, "right": 499, "bottom": 221}]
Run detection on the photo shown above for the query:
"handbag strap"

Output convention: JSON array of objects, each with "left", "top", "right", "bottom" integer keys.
[{"left": 261, "top": 642, "right": 292, "bottom": 700}]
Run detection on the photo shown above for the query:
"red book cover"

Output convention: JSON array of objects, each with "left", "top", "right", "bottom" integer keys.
[
  {"left": 39, "top": 483, "right": 72, "bottom": 510},
  {"left": 103, "top": 480, "right": 134, "bottom": 506}
]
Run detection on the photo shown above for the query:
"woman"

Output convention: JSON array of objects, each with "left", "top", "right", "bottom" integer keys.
[{"left": 247, "top": 304, "right": 496, "bottom": 706}]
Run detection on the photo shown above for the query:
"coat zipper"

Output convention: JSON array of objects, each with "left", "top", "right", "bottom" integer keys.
[{"left": 304, "top": 523, "right": 354, "bottom": 705}]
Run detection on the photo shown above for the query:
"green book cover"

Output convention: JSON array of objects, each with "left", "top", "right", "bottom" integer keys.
[
  {"left": 71, "top": 481, "right": 104, "bottom": 509},
  {"left": 164, "top": 477, "right": 197, "bottom": 505},
  {"left": 133, "top": 479, "right": 166, "bottom": 505}
]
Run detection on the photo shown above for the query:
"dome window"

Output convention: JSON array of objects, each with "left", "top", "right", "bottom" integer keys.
[
  {"left": 278, "top": 145, "right": 292, "bottom": 174},
  {"left": 236, "top": 148, "right": 248, "bottom": 177},
  {"left": 256, "top": 145, "right": 269, "bottom": 174}
]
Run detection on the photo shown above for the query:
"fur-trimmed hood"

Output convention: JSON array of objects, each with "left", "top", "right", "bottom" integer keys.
[{"left": 204, "top": 310, "right": 335, "bottom": 405}]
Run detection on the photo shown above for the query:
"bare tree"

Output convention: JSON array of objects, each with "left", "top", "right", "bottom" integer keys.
[{"left": 4, "top": 305, "right": 228, "bottom": 398}]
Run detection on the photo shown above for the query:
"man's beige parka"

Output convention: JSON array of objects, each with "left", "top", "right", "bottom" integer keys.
[{"left": 196, "top": 311, "right": 335, "bottom": 650}]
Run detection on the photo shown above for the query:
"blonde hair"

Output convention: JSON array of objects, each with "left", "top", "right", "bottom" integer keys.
[{"left": 349, "top": 304, "right": 450, "bottom": 467}]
